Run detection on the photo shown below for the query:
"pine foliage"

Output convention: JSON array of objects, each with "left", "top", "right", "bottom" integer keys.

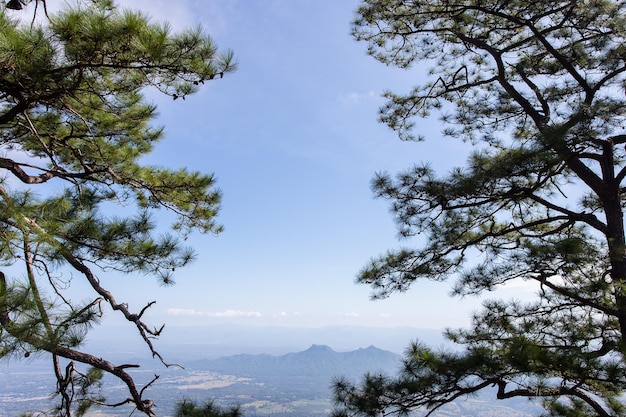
[
  {"left": 0, "top": 1, "right": 235, "bottom": 416},
  {"left": 333, "top": 1, "right": 626, "bottom": 417}
]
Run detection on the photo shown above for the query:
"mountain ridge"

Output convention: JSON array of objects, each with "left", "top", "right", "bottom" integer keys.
[{"left": 190, "top": 343, "right": 402, "bottom": 380}]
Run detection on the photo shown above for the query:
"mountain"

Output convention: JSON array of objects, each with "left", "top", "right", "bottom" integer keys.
[{"left": 190, "top": 344, "right": 402, "bottom": 380}]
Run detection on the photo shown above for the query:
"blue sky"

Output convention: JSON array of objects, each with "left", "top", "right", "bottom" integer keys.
[{"left": 44, "top": 0, "right": 532, "bottom": 332}]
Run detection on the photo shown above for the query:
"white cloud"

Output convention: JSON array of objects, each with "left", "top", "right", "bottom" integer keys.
[
  {"left": 167, "top": 308, "right": 262, "bottom": 318},
  {"left": 338, "top": 91, "right": 378, "bottom": 105},
  {"left": 168, "top": 308, "right": 201, "bottom": 316},
  {"left": 208, "top": 310, "right": 262, "bottom": 318},
  {"left": 343, "top": 312, "right": 360, "bottom": 318}
]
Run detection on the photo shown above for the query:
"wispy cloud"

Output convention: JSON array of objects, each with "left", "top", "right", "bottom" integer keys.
[
  {"left": 338, "top": 91, "right": 378, "bottom": 105},
  {"left": 168, "top": 308, "right": 262, "bottom": 318}
]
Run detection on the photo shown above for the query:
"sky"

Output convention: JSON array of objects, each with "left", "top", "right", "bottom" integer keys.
[{"left": 22, "top": 0, "right": 535, "bottom": 334}]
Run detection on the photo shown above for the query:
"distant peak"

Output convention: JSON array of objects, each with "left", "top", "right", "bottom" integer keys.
[
  {"left": 306, "top": 344, "right": 333, "bottom": 351},
  {"left": 357, "top": 345, "right": 379, "bottom": 351}
]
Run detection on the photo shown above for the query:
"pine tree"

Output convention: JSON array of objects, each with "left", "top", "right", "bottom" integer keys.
[
  {"left": 333, "top": 1, "right": 626, "bottom": 416},
  {"left": 174, "top": 399, "right": 242, "bottom": 417},
  {"left": 0, "top": 1, "right": 235, "bottom": 415}
]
